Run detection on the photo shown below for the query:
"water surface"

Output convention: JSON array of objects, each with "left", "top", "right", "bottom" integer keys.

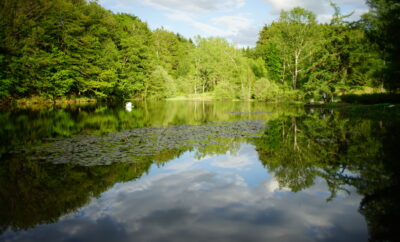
[{"left": 1, "top": 101, "right": 399, "bottom": 241}]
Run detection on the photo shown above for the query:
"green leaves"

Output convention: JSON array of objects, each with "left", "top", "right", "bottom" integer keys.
[
  {"left": 0, "top": 1, "right": 157, "bottom": 100},
  {"left": 48, "top": 69, "right": 75, "bottom": 98},
  {"left": 254, "top": 5, "right": 386, "bottom": 102},
  {"left": 0, "top": 0, "right": 394, "bottom": 101},
  {"left": 279, "top": 7, "right": 316, "bottom": 25},
  {"left": 362, "top": 0, "right": 400, "bottom": 91},
  {"left": 146, "top": 66, "right": 176, "bottom": 99}
]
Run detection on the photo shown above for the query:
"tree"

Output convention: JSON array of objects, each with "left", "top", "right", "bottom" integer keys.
[
  {"left": 255, "top": 27, "right": 282, "bottom": 82},
  {"left": 277, "top": 8, "right": 320, "bottom": 90},
  {"left": 114, "top": 13, "right": 156, "bottom": 98},
  {"left": 146, "top": 65, "right": 176, "bottom": 98},
  {"left": 362, "top": 0, "right": 400, "bottom": 91},
  {"left": 192, "top": 37, "right": 236, "bottom": 95}
]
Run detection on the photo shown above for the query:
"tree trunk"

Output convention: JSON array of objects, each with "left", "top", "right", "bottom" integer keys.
[
  {"left": 293, "top": 52, "right": 299, "bottom": 90},
  {"left": 293, "top": 117, "right": 298, "bottom": 151}
]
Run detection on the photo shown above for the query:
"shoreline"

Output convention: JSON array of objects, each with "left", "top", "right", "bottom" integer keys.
[
  {"left": 1, "top": 94, "right": 399, "bottom": 108},
  {"left": 0, "top": 98, "right": 99, "bottom": 108}
]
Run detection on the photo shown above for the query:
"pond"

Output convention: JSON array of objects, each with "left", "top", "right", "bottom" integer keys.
[{"left": 0, "top": 101, "right": 399, "bottom": 242}]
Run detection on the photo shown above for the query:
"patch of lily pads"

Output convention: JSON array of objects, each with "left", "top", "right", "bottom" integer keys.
[{"left": 15, "top": 120, "right": 267, "bottom": 166}]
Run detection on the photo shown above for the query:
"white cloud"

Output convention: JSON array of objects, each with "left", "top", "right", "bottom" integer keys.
[
  {"left": 10, "top": 170, "right": 367, "bottom": 241},
  {"left": 192, "top": 21, "right": 229, "bottom": 36},
  {"left": 223, "top": 0, "right": 246, "bottom": 10},
  {"left": 166, "top": 12, "right": 228, "bottom": 36},
  {"left": 336, "top": 0, "right": 367, "bottom": 5},
  {"left": 165, "top": 12, "right": 193, "bottom": 22},
  {"left": 103, "top": 0, "right": 254, "bottom": 46},
  {"left": 226, "top": 26, "right": 260, "bottom": 47},
  {"left": 165, "top": 154, "right": 212, "bottom": 171},
  {"left": 270, "top": 0, "right": 302, "bottom": 10},
  {"left": 143, "top": 0, "right": 218, "bottom": 13},
  {"left": 212, "top": 14, "right": 257, "bottom": 46},
  {"left": 212, "top": 155, "right": 254, "bottom": 170},
  {"left": 105, "top": 0, "right": 246, "bottom": 14},
  {"left": 263, "top": 176, "right": 281, "bottom": 192},
  {"left": 264, "top": 0, "right": 328, "bottom": 14},
  {"left": 263, "top": 0, "right": 368, "bottom": 22},
  {"left": 99, "top": 0, "right": 370, "bottom": 47},
  {"left": 166, "top": 12, "right": 256, "bottom": 46},
  {"left": 212, "top": 15, "right": 254, "bottom": 35}
]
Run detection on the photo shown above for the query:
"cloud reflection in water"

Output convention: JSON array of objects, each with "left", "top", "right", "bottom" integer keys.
[{"left": 4, "top": 143, "right": 367, "bottom": 242}]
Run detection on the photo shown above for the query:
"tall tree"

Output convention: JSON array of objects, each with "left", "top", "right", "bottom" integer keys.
[
  {"left": 277, "top": 7, "right": 319, "bottom": 90},
  {"left": 362, "top": 0, "right": 400, "bottom": 91},
  {"left": 113, "top": 13, "right": 155, "bottom": 98}
]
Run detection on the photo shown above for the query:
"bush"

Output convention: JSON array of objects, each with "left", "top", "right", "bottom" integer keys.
[
  {"left": 254, "top": 78, "right": 302, "bottom": 102},
  {"left": 213, "top": 81, "right": 237, "bottom": 100}
]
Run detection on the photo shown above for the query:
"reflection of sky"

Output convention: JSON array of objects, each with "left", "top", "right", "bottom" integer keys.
[
  {"left": 3, "top": 143, "right": 367, "bottom": 242},
  {"left": 155, "top": 143, "right": 270, "bottom": 187}
]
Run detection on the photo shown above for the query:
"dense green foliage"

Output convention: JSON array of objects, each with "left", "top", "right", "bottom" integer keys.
[
  {"left": 255, "top": 4, "right": 390, "bottom": 102},
  {"left": 0, "top": 0, "right": 398, "bottom": 101},
  {"left": 362, "top": 0, "right": 400, "bottom": 91},
  {"left": 0, "top": 0, "right": 158, "bottom": 100}
]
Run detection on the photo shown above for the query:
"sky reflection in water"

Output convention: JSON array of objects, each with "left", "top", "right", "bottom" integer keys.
[
  {"left": 2, "top": 101, "right": 399, "bottom": 242},
  {"left": 3, "top": 143, "right": 367, "bottom": 242}
]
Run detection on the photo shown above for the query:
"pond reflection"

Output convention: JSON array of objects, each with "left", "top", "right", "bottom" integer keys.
[{"left": 0, "top": 101, "right": 399, "bottom": 241}]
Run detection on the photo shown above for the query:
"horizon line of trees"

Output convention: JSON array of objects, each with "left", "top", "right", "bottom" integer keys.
[{"left": 0, "top": 0, "right": 398, "bottom": 102}]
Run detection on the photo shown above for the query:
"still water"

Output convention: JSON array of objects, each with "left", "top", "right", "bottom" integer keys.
[{"left": 0, "top": 101, "right": 399, "bottom": 242}]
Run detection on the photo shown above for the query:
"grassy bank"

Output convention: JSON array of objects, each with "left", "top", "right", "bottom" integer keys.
[
  {"left": 0, "top": 96, "right": 98, "bottom": 106},
  {"left": 166, "top": 93, "right": 215, "bottom": 101}
]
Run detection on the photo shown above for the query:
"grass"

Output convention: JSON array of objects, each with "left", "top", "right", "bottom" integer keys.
[
  {"left": 0, "top": 96, "right": 100, "bottom": 109},
  {"left": 166, "top": 93, "right": 216, "bottom": 101}
]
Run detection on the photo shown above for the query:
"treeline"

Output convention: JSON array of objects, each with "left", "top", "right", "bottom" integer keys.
[
  {"left": 253, "top": 1, "right": 399, "bottom": 101},
  {"left": 0, "top": 0, "right": 158, "bottom": 100},
  {"left": 0, "top": 0, "right": 398, "bottom": 101}
]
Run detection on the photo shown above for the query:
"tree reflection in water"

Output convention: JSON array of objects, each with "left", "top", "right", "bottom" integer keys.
[
  {"left": 0, "top": 102, "right": 399, "bottom": 241},
  {"left": 255, "top": 110, "right": 400, "bottom": 241}
]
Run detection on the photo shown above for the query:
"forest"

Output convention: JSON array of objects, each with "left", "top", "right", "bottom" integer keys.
[{"left": 0, "top": 0, "right": 399, "bottom": 102}]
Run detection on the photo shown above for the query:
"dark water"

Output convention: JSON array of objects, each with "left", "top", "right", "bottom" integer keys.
[{"left": 0, "top": 101, "right": 399, "bottom": 242}]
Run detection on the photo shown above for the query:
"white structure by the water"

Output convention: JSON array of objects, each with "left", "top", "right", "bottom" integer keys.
[{"left": 125, "top": 102, "right": 133, "bottom": 112}]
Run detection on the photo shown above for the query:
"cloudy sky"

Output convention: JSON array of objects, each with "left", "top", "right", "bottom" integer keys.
[
  {"left": 97, "top": 0, "right": 368, "bottom": 47},
  {"left": 98, "top": 0, "right": 369, "bottom": 47}
]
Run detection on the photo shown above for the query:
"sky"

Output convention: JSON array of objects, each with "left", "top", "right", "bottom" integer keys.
[{"left": 98, "top": 0, "right": 369, "bottom": 47}]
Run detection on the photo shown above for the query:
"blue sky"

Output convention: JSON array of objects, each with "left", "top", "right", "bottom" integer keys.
[{"left": 98, "top": 0, "right": 369, "bottom": 47}]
